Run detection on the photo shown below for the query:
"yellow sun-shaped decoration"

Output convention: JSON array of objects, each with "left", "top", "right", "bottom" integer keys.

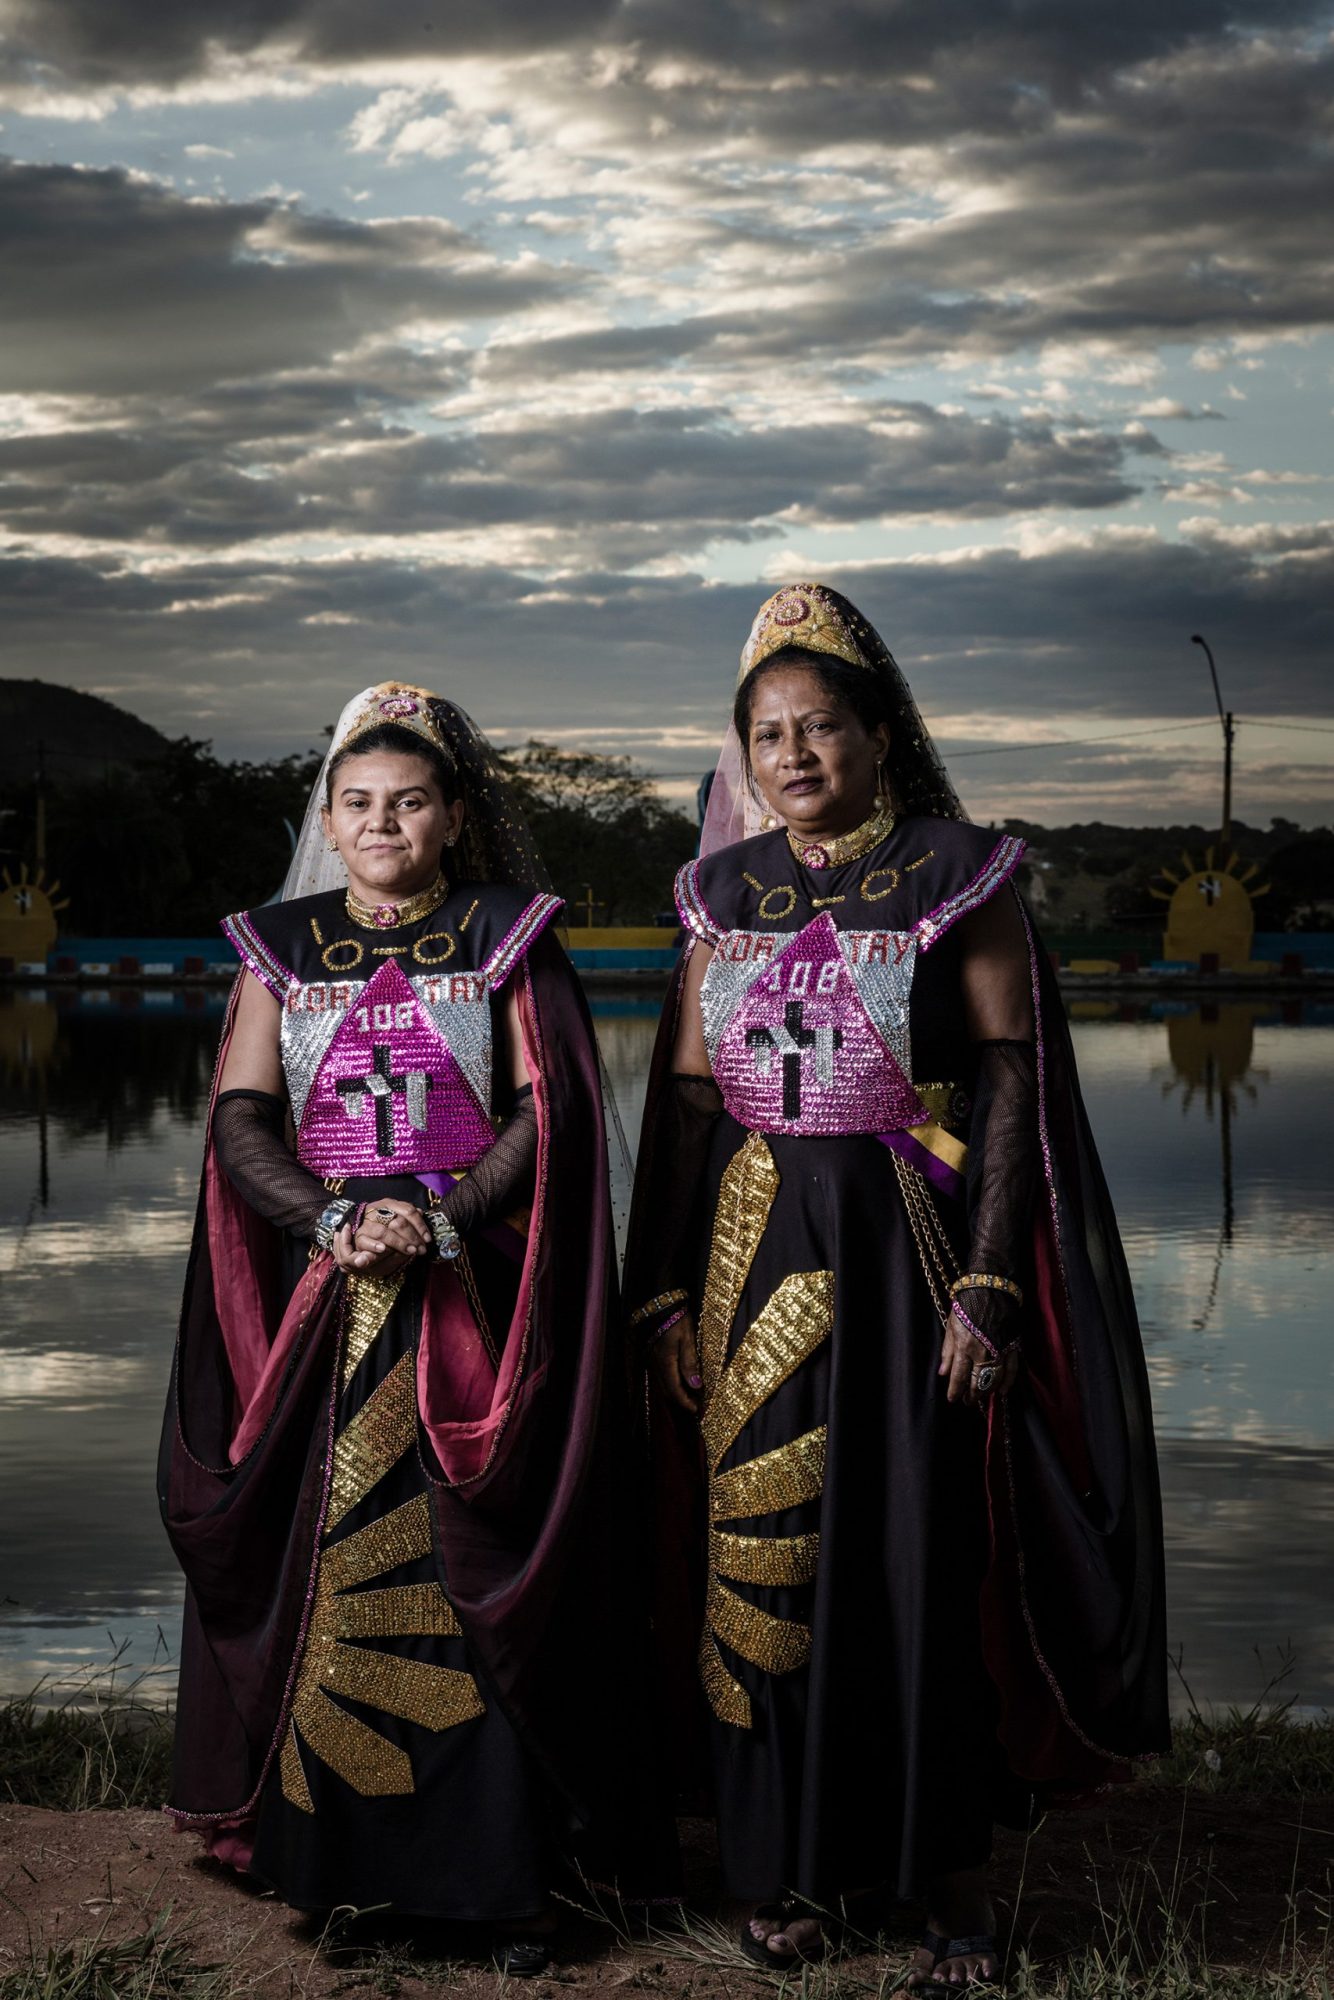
[
  {"left": 0, "top": 866, "right": 69, "bottom": 963},
  {"left": 1151, "top": 845, "right": 1269, "bottom": 970}
]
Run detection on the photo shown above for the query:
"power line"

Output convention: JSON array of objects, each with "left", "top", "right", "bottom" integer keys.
[
  {"left": 1236, "top": 716, "right": 1334, "bottom": 737},
  {"left": 643, "top": 713, "right": 1334, "bottom": 776},
  {"left": 946, "top": 719, "right": 1219, "bottom": 759}
]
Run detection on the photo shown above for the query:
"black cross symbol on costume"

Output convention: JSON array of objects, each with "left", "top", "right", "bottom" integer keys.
[
  {"left": 746, "top": 1000, "right": 843, "bottom": 1121},
  {"left": 336, "top": 1044, "right": 434, "bottom": 1157}
]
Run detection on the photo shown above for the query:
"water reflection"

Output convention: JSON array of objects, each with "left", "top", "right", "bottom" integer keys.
[{"left": 1, "top": 988, "right": 1331, "bottom": 1711}]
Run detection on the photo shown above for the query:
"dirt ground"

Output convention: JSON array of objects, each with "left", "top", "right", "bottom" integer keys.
[{"left": 1, "top": 1790, "right": 1330, "bottom": 1996}]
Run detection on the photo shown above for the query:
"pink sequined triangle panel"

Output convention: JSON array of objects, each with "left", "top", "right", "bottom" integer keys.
[
  {"left": 297, "top": 959, "right": 495, "bottom": 1176},
  {"left": 713, "top": 914, "right": 926, "bottom": 1137}
]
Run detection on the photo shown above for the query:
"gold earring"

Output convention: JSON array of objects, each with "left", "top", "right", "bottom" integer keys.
[
  {"left": 326, "top": 836, "right": 338, "bottom": 851},
  {"left": 760, "top": 811, "right": 778, "bottom": 832}
]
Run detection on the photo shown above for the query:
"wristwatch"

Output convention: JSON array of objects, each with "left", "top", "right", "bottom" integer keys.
[{"left": 313, "top": 1196, "right": 356, "bottom": 1252}]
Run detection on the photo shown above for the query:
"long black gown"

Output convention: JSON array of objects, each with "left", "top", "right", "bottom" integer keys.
[
  {"left": 627, "top": 813, "right": 1168, "bottom": 1906},
  {"left": 162, "top": 881, "right": 675, "bottom": 1918}
]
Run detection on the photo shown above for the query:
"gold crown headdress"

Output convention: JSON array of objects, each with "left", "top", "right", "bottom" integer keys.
[
  {"left": 334, "top": 682, "right": 454, "bottom": 760},
  {"left": 738, "top": 583, "right": 870, "bottom": 686}
]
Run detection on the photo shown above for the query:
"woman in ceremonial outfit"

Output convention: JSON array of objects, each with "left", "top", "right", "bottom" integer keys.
[
  {"left": 160, "top": 684, "right": 672, "bottom": 1971},
  {"left": 625, "top": 586, "right": 1168, "bottom": 1988}
]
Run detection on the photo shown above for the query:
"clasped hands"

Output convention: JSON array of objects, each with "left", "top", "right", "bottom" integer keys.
[
  {"left": 650, "top": 1306, "right": 1019, "bottom": 1413},
  {"left": 331, "top": 1197, "right": 434, "bottom": 1276}
]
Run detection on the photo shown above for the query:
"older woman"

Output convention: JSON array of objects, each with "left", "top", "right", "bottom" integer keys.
[
  {"left": 625, "top": 587, "right": 1168, "bottom": 1987},
  {"left": 160, "top": 684, "right": 671, "bottom": 1969}
]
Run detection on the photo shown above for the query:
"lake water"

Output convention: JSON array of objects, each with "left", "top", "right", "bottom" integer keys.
[{"left": 1, "top": 985, "right": 1331, "bottom": 1714}]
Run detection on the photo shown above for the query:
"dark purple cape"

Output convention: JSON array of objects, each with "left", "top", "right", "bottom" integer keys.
[{"left": 159, "top": 933, "right": 674, "bottom": 1889}]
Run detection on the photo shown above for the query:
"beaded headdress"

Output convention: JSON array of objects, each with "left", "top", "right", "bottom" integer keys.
[
  {"left": 333, "top": 682, "right": 456, "bottom": 764},
  {"left": 738, "top": 583, "right": 869, "bottom": 683}
]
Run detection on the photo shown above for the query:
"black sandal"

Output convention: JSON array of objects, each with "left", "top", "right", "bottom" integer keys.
[
  {"left": 925, "top": 1934, "right": 1003, "bottom": 1990},
  {"left": 899, "top": 1930, "right": 950, "bottom": 1989},
  {"left": 739, "top": 1902, "right": 827, "bottom": 1966},
  {"left": 493, "top": 1936, "right": 552, "bottom": 1978}
]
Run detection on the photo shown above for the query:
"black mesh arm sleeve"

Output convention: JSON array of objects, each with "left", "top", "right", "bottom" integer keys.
[
  {"left": 434, "top": 1085, "right": 538, "bottom": 1237},
  {"left": 960, "top": 1038, "right": 1040, "bottom": 1348},
  {"left": 623, "top": 1072, "right": 723, "bottom": 1326},
  {"left": 213, "top": 1089, "right": 332, "bottom": 1239}
]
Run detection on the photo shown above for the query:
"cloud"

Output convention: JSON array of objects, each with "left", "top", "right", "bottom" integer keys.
[
  {"left": 1, "top": 527, "right": 1328, "bottom": 763},
  {"left": 0, "top": 0, "right": 616, "bottom": 90},
  {"left": 0, "top": 159, "right": 576, "bottom": 396},
  {"left": 4, "top": 0, "right": 1322, "bottom": 105},
  {"left": 0, "top": 388, "right": 1162, "bottom": 559},
  {"left": 0, "top": 2, "right": 1330, "bottom": 827}
]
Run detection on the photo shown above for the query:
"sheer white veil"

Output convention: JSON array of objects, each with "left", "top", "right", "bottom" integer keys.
[{"left": 281, "top": 686, "right": 375, "bottom": 902}]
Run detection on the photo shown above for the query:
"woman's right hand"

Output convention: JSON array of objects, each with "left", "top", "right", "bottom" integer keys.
[
  {"left": 648, "top": 1312, "right": 704, "bottom": 1413},
  {"left": 332, "top": 1198, "right": 433, "bottom": 1276}
]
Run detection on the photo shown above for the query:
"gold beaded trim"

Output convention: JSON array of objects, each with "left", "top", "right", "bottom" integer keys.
[
  {"left": 345, "top": 873, "right": 449, "bottom": 932},
  {"left": 695, "top": 1132, "right": 834, "bottom": 1730},
  {"left": 787, "top": 799, "right": 896, "bottom": 871},
  {"left": 950, "top": 1271, "right": 1024, "bottom": 1306},
  {"left": 629, "top": 1288, "right": 689, "bottom": 1330}
]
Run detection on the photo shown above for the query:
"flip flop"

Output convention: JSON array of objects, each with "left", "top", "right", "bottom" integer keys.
[
  {"left": 492, "top": 1936, "right": 552, "bottom": 1977},
  {"left": 898, "top": 1930, "right": 950, "bottom": 1989},
  {"left": 738, "top": 1901, "right": 828, "bottom": 1966},
  {"left": 926, "top": 1934, "right": 1003, "bottom": 1991}
]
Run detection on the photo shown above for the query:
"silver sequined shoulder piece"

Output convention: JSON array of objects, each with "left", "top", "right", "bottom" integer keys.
[
  {"left": 280, "top": 985, "right": 356, "bottom": 1129},
  {"left": 698, "top": 934, "right": 775, "bottom": 1068},
  {"left": 838, "top": 933, "right": 917, "bottom": 1078},
  {"left": 411, "top": 970, "right": 492, "bottom": 1112}
]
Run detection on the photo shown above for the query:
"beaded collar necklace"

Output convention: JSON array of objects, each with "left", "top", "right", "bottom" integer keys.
[
  {"left": 786, "top": 799, "right": 897, "bottom": 872},
  {"left": 345, "top": 872, "right": 448, "bottom": 931}
]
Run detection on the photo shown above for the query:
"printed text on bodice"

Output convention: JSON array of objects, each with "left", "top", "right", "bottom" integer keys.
[
  {"left": 282, "top": 958, "right": 495, "bottom": 1176},
  {"left": 701, "top": 914, "right": 926, "bottom": 1137}
]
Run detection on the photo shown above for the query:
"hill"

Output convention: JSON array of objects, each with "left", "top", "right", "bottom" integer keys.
[{"left": 0, "top": 680, "right": 173, "bottom": 785}]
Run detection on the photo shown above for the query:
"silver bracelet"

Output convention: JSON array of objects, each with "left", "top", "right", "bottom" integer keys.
[
  {"left": 313, "top": 1197, "right": 356, "bottom": 1252},
  {"left": 429, "top": 1209, "right": 462, "bottom": 1261}
]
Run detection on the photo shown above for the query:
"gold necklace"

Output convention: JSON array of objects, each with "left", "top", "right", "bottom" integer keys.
[
  {"left": 786, "top": 799, "right": 896, "bottom": 872},
  {"left": 345, "top": 872, "right": 448, "bottom": 932}
]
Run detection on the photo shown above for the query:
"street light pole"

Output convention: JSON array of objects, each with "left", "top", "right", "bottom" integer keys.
[{"left": 1191, "top": 633, "right": 1235, "bottom": 843}]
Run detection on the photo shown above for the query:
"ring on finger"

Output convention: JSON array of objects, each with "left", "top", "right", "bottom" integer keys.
[{"left": 971, "top": 1362, "right": 999, "bottom": 1396}]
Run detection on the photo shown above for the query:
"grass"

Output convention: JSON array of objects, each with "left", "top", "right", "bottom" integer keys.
[
  {"left": 1148, "top": 1649, "right": 1334, "bottom": 1798},
  {"left": 0, "top": 1907, "right": 226, "bottom": 2000},
  {"left": 1, "top": 1653, "right": 1331, "bottom": 1997},
  {"left": 555, "top": 1886, "right": 1334, "bottom": 2000},
  {"left": 0, "top": 1650, "right": 174, "bottom": 1813}
]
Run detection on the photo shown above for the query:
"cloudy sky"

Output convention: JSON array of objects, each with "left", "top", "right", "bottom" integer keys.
[{"left": 2, "top": 0, "right": 1333, "bottom": 825}]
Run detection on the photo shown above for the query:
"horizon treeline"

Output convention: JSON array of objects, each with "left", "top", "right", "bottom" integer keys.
[{"left": 2, "top": 734, "right": 1330, "bottom": 937}]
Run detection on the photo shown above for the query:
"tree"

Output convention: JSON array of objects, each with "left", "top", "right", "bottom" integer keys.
[
  {"left": 500, "top": 740, "right": 697, "bottom": 925},
  {"left": 37, "top": 739, "right": 323, "bottom": 934}
]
